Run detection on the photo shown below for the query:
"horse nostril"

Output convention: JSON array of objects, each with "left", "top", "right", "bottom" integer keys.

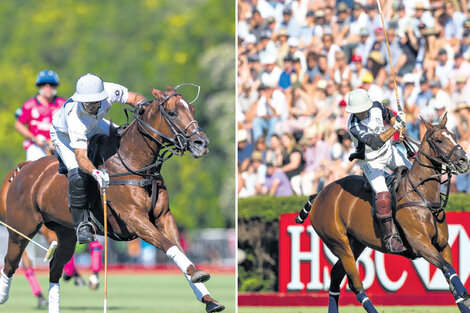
[
  {"left": 459, "top": 157, "right": 468, "bottom": 165},
  {"left": 193, "top": 139, "right": 206, "bottom": 148}
]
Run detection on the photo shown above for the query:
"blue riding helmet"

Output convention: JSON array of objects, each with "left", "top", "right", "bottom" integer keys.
[{"left": 36, "top": 70, "right": 59, "bottom": 87}]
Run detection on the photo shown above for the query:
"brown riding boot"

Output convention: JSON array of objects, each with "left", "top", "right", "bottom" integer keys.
[{"left": 375, "top": 191, "right": 406, "bottom": 253}]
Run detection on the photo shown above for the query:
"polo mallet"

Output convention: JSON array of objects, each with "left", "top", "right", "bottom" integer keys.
[
  {"left": 102, "top": 186, "right": 108, "bottom": 313},
  {"left": 376, "top": 0, "right": 403, "bottom": 113},
  {"left": 0, "top": 220, "right": 57, "bottom": 262}
]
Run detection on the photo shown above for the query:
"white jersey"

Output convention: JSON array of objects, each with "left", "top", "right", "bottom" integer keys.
[
  {"left": 51, "top": 82, "right": 128, "bottom": 149},
  {"left": 347, "top": 101, "right": 393, "bottom": 161}
]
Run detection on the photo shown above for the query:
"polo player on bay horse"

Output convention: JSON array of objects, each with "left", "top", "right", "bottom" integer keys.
[{"left": 346, "top": 88, "right": 410, "bottom": 253}]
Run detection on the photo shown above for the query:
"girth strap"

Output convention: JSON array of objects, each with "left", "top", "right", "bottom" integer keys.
[
  {"left": 397, "top": 201, "right": 441, "bottom": 210},
  {"left": 107, "top": 178, "right": 159, "bottom": 219}
]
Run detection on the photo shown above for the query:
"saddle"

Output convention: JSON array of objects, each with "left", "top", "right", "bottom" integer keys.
[
  {"left": 363, "top": 166, "right": 409, "bottom": 214},
  {"left": 56, "top": 128, "right": 139, "bottom": 241}
]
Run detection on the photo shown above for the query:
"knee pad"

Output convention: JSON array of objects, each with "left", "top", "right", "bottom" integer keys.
[
  {"left": 68, "top": 168, "right": 88, "bottom": 209},
  {"left": 375, "top": 191, "right": 391, "bottom": 219}
]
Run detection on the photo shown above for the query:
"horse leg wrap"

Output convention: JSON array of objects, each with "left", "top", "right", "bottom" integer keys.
[
  {"left": 0, "top": 269, "right": 12, "bottom": 304},
  {"left": 166, "top": 246, "right": 209, "bottom": 301},
  {"left": 356, "top": 291, "right": 378, "bottom": 313},
  {"left": 90, "top": 241, "right": 103, "bottom": 273},
  {"left": 48, "top": 282, "right": 60, "bottom": 313},
  {"left": 328, "top": 291, "right": 340, "bottom": 313},
  {"left": 445, "top": 269, "right": 468, "bottom": 300},
  {"left": 187, "top": 280, "right": 209, "bottom": 302},
  {"left": 166, "top": 246, "right": 193, "bottom": 275},
  {"left": 25, "top": 268, "right": 42, "bottom": 296},
  {"left": 457, "top": 299, "right": 470, "bottom": 313}
]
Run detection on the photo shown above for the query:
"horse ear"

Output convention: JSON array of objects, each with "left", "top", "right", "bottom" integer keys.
[
  {"left": 420, "top": 115, "right": 434, "bottom": 131},
  {"left": 166, "top": 85, "right": 176, "bottom": 92},
  {"left": 439, "top": 111, "right": 448, "bottom": 127},
  {"left": 151, "top": 87, "right": 164, "bottom": 100}
]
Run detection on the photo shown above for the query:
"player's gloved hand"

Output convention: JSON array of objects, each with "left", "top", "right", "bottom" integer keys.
[
  {"left": 397, "top": 111, "right": 406, "bottom": 124},
  {"left": 393, "top": 112, "right": 407, "bottom": 130},
  {"left": 92, "top": 170, "right": 109, "bottom": 188}
]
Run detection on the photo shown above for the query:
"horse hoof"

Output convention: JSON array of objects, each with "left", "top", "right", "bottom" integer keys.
[
  {"left": 74, "top": 274, "right": 86, "bottom": 286},
  {"left": 206, "top": 301, "right": 225, "bottom": 313},
  {"left": 191, "top": 270, "right": 210, "bottom": 284},
  {"left": 88, "top": 273, "right": 99, "bottom": 290},
  {"left": 37, "top": 294, "right": 48, "bottom": 308},
  {"left": 0, "top": 295, "right": 8, "bottom": 305},
  {"left": 62, "top": 273, "right": 72, "bottom": 281}
]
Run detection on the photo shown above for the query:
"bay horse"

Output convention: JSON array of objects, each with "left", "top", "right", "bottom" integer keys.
[
  {"left": 296, "top": 115, "right": 470, "bottom": 313},
  {"left": 0, "top": 86, "right": 225, "bottom": 313}
]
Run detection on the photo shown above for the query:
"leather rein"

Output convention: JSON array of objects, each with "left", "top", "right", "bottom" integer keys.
[
  {"left": 105, "top": 92, "right": 203, "bottom": 191},
  {"left": 396, "top": 127, "right": 461, "bottom": 218}
]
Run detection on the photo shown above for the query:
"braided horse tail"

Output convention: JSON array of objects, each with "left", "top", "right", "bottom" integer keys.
[
  {"left": 295, "top": 194, "right": 318, "bottom": 224},
  {"left": 0, "top": 162, "right": 30, "bottom": 221}
]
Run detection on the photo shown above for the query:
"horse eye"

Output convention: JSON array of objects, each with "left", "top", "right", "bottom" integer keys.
[
  {"left": 168, "top": 110, "right": 177, "bottom": 117},
  {"left": 436, "top": 139, "right": 443, "bottom": 144}
]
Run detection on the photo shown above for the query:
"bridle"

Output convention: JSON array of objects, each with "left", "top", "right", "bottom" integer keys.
[
  {"left": 409, "top": 126, "right": 462, "bottom": 175},
  {"left": 109, "top": 84, "right": 204, "bottom": 181},
  {"left": 131, "top": 84, "right": 204, "bottom": 156},
  {"left": 397, "top": 127, "right": 463, "bottom": 216}
]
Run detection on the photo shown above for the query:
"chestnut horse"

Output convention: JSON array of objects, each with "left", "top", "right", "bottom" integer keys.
[
  {"left": 0, "top": 86, "right": 224, "bottom": 313},
  {"left": 296, "top": 116, "right": 470, "bottom": 313},
  {"left": 0, "top": 168, "right": 91, "bottom": 309}
]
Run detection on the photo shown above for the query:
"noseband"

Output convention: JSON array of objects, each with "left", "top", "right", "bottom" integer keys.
[{"left": 132, "top": 92, "right": 203, "bottom": 155}]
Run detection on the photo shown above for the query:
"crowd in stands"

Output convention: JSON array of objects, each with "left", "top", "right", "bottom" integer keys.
[{"left": 237, "top": 0, "right": 470, "bottom": 197}]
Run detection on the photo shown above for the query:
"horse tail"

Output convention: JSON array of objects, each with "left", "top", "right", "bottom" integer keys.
[
  {"left": 295, "top": 194, "right": 318, "bottom": 224},
  {"left": 0, "top": 162, "right": 30, "bottom": 221}
]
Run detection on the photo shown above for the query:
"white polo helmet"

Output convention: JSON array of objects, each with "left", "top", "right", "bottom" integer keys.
[
  {"left": 72, "top": 73, "right": 108, "bottom": 102},
  {"left": 346, "top": 89, "right": 373, "bottom": 113}
]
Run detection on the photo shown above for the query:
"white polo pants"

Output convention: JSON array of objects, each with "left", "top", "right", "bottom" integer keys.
[{"left": 358, "top": 146, "right": 411, "bottom": 193}]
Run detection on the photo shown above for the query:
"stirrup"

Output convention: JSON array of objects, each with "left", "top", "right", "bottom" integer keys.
[
  {"left": 385, "top": 235, "right": 407, "bottom": 253},
  {"left": 76, "top": 221, "right": 96, "bottom": 244}
]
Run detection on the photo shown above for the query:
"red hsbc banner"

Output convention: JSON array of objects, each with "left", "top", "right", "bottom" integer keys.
[{"left": 279, "top": 212, "right": 470, "bottom": 306}]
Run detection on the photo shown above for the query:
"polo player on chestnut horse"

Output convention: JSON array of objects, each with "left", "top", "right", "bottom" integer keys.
[{"left": 0, "top": 77, "right": 224, "bottom": 313}]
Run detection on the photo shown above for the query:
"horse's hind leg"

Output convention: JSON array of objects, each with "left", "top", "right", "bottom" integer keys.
[
  {"left": 327, "top": 236, "right": 378, "bottom": 313},
  {"left": 328, "top": 238, "right": 366, "bottom": 313},
  {"left": 46, "top": 224, "right": 76, "bottom": 313},
  {"left": 1, "top": 225, "right": 41, "bottom": 304}
]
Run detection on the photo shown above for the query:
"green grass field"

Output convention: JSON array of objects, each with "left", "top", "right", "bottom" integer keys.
[
  {"left": 1, "top": 271, "right": 235, "bottom": 313},
  {"left": 238, "top": 306, "right": 460, "bottom": 313}
]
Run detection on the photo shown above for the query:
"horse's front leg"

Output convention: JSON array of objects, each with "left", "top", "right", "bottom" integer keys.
[
  {"left": 404, "top": 230, "right": 470, "bottom": 312},
  {"left": 144, "top": 184, "right": 223, "bottom": 312},
  {"left": 440, "top": 244, "right": 470, "bottom": 310}
]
